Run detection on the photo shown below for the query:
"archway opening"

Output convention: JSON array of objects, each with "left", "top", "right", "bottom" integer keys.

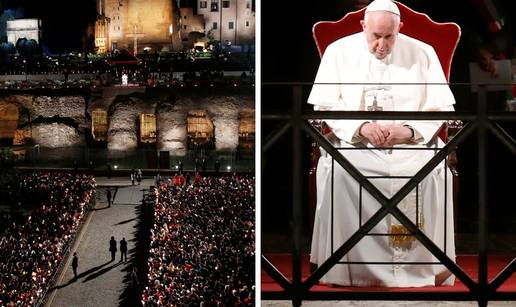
[
  {"left": 187, "top": 109, "right": 214, "bottom": 149},
  {"left": 238, "top": 108, "right": 255, "bottom": 149}
]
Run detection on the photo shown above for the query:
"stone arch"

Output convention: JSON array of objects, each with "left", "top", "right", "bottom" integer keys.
[
  {"left": 238, "top": 108, "right": 255, "bottom": 149},
  {"left": 186, "top": 109, "right": 215, "bottom": 149},
  {"left": 140, "top": 113, "right": 157, "bottom": 144},
  {"left": 91, "top": 108, "right": 108, "bottom": 142}
]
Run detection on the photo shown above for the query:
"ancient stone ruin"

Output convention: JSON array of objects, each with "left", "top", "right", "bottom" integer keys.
[{"left": 0, "top": 86, "right": 254, "bottom": 157}]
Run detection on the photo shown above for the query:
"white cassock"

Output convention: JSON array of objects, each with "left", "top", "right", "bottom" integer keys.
[{"left": 308, "top": 32, "right": 456, "bottom": 287}]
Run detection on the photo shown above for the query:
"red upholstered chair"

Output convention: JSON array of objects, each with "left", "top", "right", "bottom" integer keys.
[
  {"left": 313, "top": 1, "right": 460, "bottom": 85},
  {"left": 313, "top": 1, "right": 461, "bottom": 140},
  {"left": 308, "top": 1, "right": 462, "bottom": 231}
]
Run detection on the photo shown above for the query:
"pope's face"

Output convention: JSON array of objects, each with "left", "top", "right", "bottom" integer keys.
[{"left": 361, "top": 11, "right": 402, "bottom": 60}]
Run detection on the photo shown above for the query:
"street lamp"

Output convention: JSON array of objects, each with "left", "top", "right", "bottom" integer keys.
[{"left": 23, "top": 59, "right": 27, "bottom": 81}]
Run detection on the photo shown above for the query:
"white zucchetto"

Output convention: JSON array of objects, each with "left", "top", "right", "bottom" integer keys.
[{"left": 365, "top": 0, "right": 400, "bottom": 16}]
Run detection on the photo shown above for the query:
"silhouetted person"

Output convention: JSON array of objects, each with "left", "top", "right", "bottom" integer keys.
[
  {"left": 107, "top": 163, "right": 112, "bottom": 179},
  {"left": 155, "top": 173, "right": 161, "bottom": 187},
  {"left": 107, "top": 189, "right": 112, "bottom": 207},
  {"left": 214, "top": 159, "right": 221, "bottom": 175},
  {"left": 73, "top": 160, "right": 78, "bottom": 174},
  {"left": 88, "top": 160, "right": 95, "bottom": 174},
  {"left": 71, "top": 252, "right": 78, "bottom": 279},
  {"left": 131, "top": 172, "right": 135, "bottom": 185},
  {"left": 178, "top": 160, "right": 184, "bottom": 174},
  {"left": 194, "top": 157, "right": 200, "bottom": 172},
  {"left": 63, "top": 68, "right": 69, "bottom": 82},
  {"left": 109, "top": 236, "right": 117, "bottom": 262},
  {"left": 120, "top": 237, "right": 128, "bottom": 262},
  {"left": 137, "top": 169, "right": 142, "bottom": 185},
  {"left": 201, "top": 158, "right": 207, "bottom": 173}
]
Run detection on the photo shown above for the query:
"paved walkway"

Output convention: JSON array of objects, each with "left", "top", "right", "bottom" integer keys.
[
  {"left": 41, "top": 176, "right": 515, "bottom": 307},
  {"left": 45, "top": 177, "right": 153, "bottom": 307}
]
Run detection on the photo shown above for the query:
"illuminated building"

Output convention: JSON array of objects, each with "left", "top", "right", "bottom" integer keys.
[
  {"left": 94, "top": 0, "right": 181, "bottom": 54},
  {"left": 197, "top": 0, "right": 255, "bottom": 45},
  {"left": 94, "top": 0, "right": 255, "bottom": 54},
  {"left": 6, "top": 19, "right": 42, "bottom": 45}
]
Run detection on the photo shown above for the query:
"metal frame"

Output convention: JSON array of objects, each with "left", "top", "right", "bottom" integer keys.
[{"left": 261, "top": 84, "right": 516, "bottom": 307}]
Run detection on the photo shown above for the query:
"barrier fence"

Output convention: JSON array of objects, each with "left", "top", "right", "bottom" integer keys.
[{"left": 261, "top": 83, "right": 516, "bottom": 307}]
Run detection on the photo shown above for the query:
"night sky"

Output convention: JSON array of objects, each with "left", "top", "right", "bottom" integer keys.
[{"left": 1, "top": 0, "right": 97, "bottom": 53}]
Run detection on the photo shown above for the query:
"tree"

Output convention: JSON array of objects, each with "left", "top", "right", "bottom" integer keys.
[
  {"left": 0, "top": 42, "right": 15, "bottom": 53},
  {"left": 0, "top": 42, "right": 15, "bottom": 65},
  {"left": 15, "top": 37, "right": 41, "bottom": 57}
]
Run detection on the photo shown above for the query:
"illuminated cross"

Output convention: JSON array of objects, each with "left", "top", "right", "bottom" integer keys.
[{"left": 126, "top": 24, "right": 145, "bottom": 55}]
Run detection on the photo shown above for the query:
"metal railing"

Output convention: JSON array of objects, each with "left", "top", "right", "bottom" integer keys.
[{"left": 261, "top": 83, "right": 516, "bottom": 307}]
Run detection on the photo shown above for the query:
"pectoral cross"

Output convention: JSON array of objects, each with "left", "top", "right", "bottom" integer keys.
[{"left": 367, "top": 95, "right": 383, "bottom": 122}]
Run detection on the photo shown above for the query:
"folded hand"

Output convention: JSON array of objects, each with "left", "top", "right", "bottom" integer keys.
[{"left": 360, "top": 123, "right": 412, "bottom": 147}]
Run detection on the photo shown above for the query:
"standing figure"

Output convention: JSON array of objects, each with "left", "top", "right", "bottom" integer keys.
[
  {"left": 89, "top": 160, "right": 95, "bottom": 174},
  {"left": 214, "top": 159, "right": 221, "bottom": 175},
  {"left": 178, "top": 160, "right": 184, "bottom": 174},
  {"left": 73, "top": 160, "right": 79, "bottom": 174},
  {"left": 155, "top": 173, "right": 161, "bottom": 186},
  {"left": 109, "top": 236, "right": 117, "bottom": 262},
  {"left": 120, "top": 237, "right": 128, "bottom": 262},
  {"left": 194, "top": 157, "right": 200, "bottom": 172},
  {"left": 201, "top": 158, "right": 207, "bottom": 174},
  {"left": 71, "top": 252, "right": 78, "bottom": 279},
  {"left": 137, "top": 169, "right": 142, "bottom": 185},
  {"left": 107, "top": 189, "right": 112, "bottom": 207},
  {"left": 122, "top": 72, "right": 129, "bottom": 86}
]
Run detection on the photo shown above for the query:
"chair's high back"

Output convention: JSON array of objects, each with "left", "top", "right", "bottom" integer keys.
[{"left": 313, "top": 1, "right": 461, "bottom": 81}]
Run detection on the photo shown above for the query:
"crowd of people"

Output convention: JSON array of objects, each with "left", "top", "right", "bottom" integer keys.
[
  {"left": 0, "top": 73, "right": 253, "bottom": 91},
  {"left": 0, "top": 172, "right": 96, "bottom": 306},
  {"left": 142, "top": 175, "right": 255, "bottom": 306},
  {"left": 0, "top": 48, "right": 254, "bottom": 91}
]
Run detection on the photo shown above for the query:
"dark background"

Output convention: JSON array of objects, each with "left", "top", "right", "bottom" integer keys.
[
  {"left": 1, "top": 0, "right": 97, "bottom": 53},
  {"left": 261, "top": 0, "right": 516, "bottom": 251}
]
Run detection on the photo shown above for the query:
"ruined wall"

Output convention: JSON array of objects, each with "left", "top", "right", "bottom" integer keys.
[
  {"left": 0, "top": 95, "right": 86, "bottom": 147},
  {"left": 108, "top": 95, "right": 156, "bottom": 151},
  {"left": 156, "top": 100, "right": 187, "bottom": 156},
  {"left": 207, "top": 95, "right": 254, "bottom": 150},
  {"left": 157, "top": 93, "right": 254, "bottom": 155},
  {"left": 32, "top": 96, "right": 87, "bottom": 127},
  {"left": 0, "top": 88, "right": 254, "bottom": 156},
  {"left": 31, "top": 123, "right": 84, "bottom": 148}
]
